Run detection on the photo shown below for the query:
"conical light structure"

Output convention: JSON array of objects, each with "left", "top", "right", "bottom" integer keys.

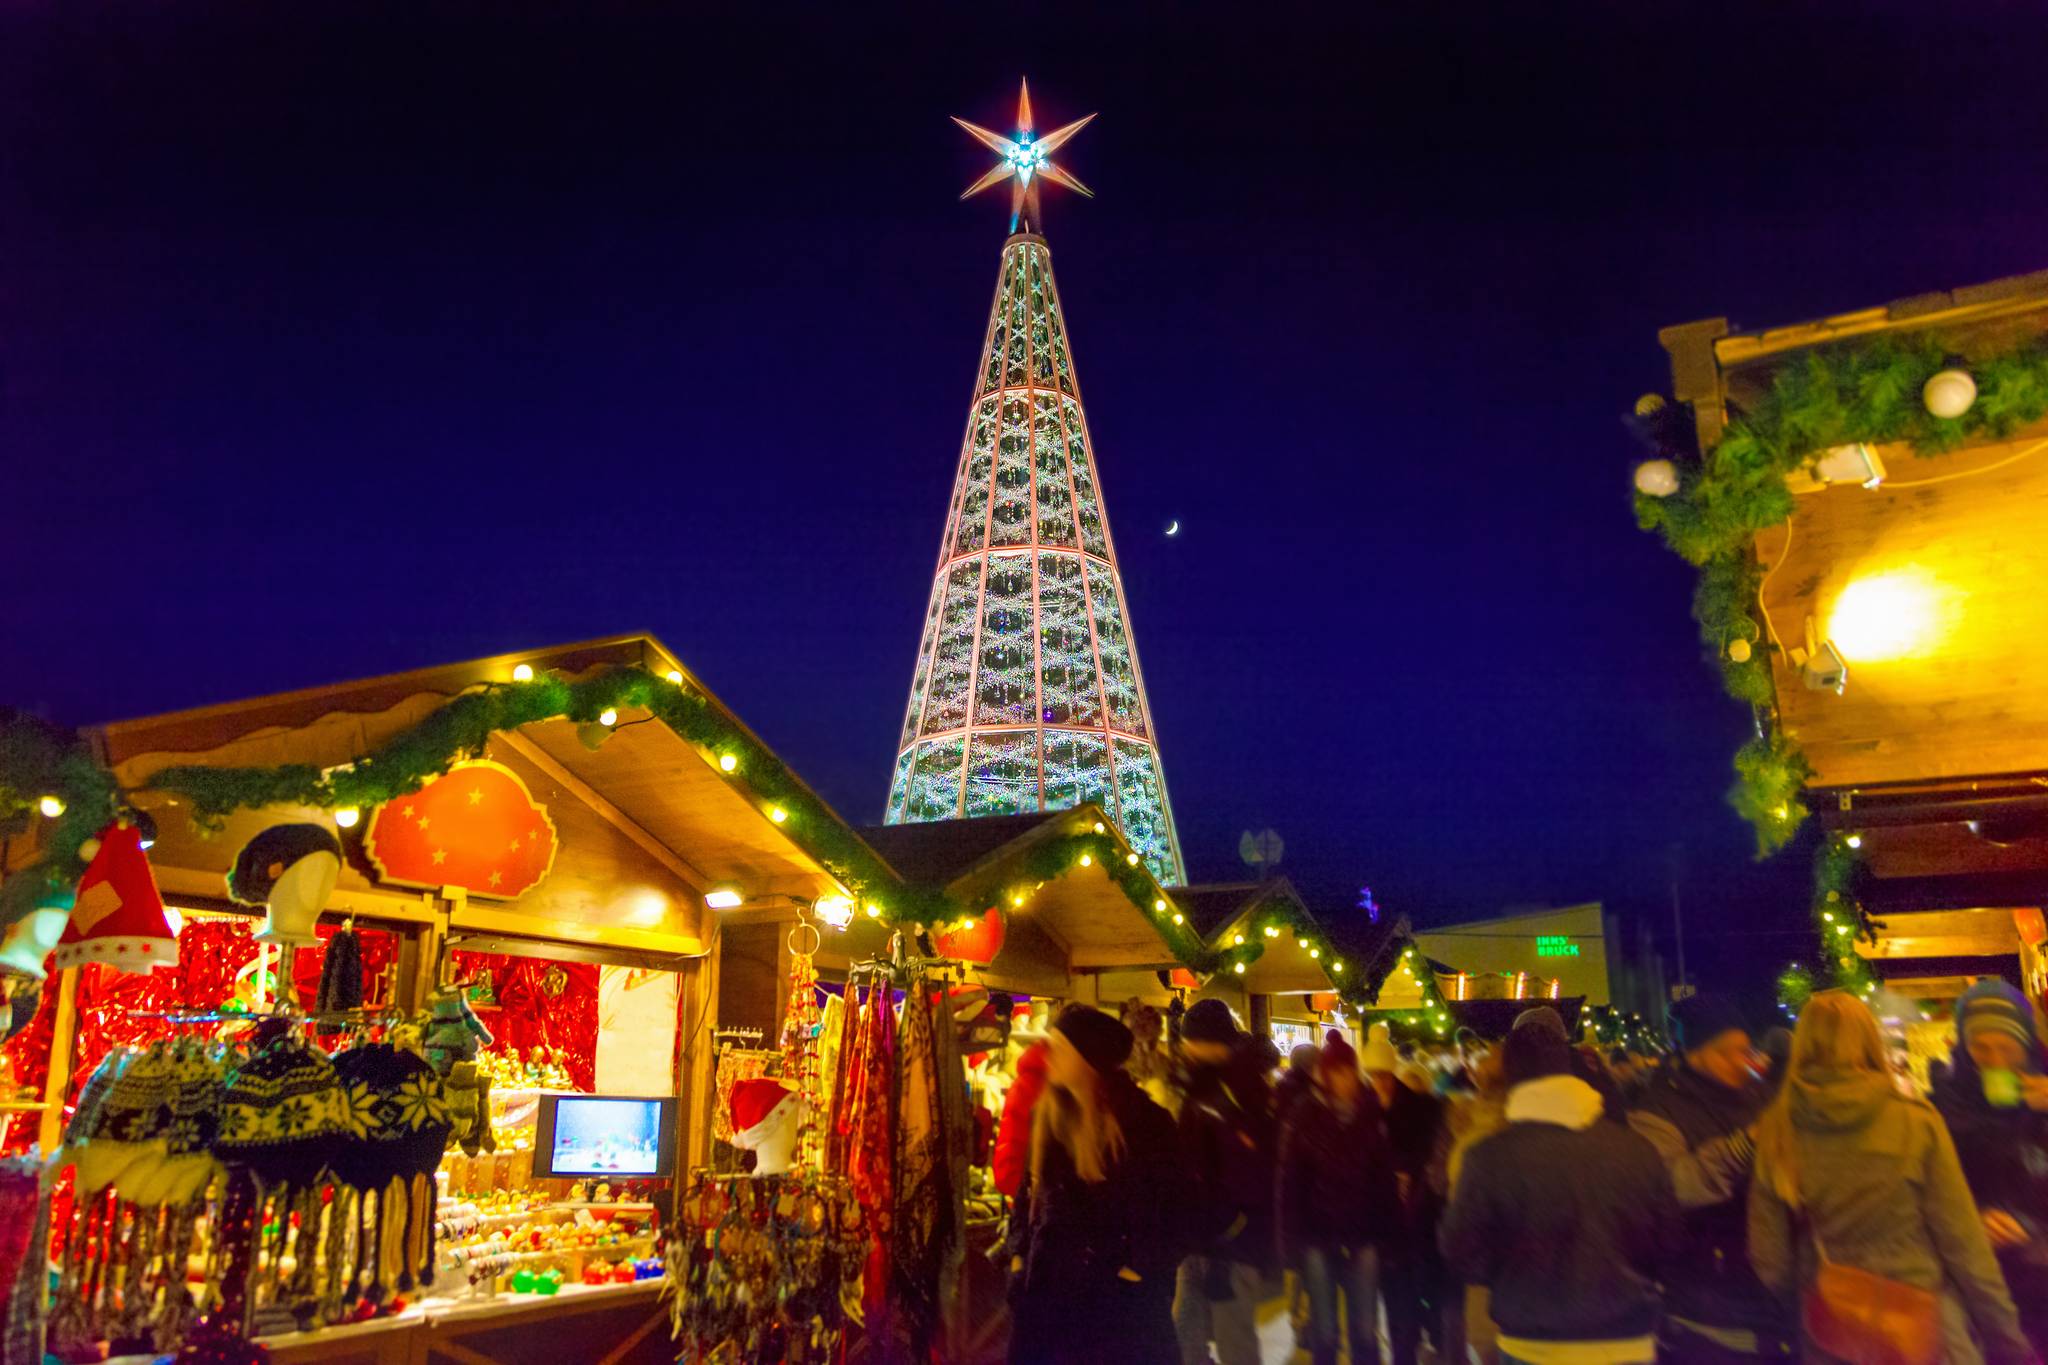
[{"left": 885, "top": 229, "right": 1185, "bottom": 883}]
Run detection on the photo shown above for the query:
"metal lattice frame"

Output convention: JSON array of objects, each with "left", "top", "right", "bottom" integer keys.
[{"left": 885, "top": 232, "right": 1185, "bottom": 884}]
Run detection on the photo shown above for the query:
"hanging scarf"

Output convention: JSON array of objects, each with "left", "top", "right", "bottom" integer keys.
[{"left": 886, "top": 977, "right": 945, "bottom": 1359}]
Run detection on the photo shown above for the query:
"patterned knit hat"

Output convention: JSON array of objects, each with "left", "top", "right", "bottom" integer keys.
[
  {"left": 215, "top": 1034, "right": 347, "bottom": 1187},
  {"left": 328, "top": 1042, "right": 452, "bottom": 1191},
  {"left": 120, "top": 1044, "right": 229, "bottom": 1208}
]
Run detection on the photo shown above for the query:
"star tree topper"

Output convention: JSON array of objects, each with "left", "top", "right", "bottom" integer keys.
[{"left": 953, "top": 79, "right": 1095, "bottom": 233}]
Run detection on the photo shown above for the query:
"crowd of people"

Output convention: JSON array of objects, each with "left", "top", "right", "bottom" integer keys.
[{"left": 995, "top": 981, "right": 2048, "bottom": 1365}]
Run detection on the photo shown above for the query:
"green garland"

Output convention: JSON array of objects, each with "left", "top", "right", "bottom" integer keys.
[
  {"left": 1636, "top": 333, "right": 2048, "bottom": 855},
  {"left": 2, "top": 670, "right": 1412, "bottom": 1004}
]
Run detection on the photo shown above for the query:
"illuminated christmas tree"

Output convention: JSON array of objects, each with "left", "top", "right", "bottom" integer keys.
[{"left": 885, "top": 82, "right": 1185, "bottom": 884}]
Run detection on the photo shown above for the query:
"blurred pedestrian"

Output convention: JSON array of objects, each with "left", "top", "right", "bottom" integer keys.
[
  {"left": 1628, "top": 993, "right": 1791, "bottom": 1361},
  {"left": 1277, "top": 1032, "right": 1398, "bottom": 1365},
  {"left": 1749, "top": 990, "right": 2032, "bottom": 1365},
  {"left": 1441, "top": 1010, "right": 1679, "bottom": 1364},
  {"left": 1365, "top": 1022, "right": 1442, "bottom": 1365},
  {"left": 1169, "top": 1000, "right": 1274, "bottom": 1365},
  {"left": 1931, "top": 980, "right": 2048, "bottom": 1353},
  {"left": 1010, "top": 1005, "right": 1190, "bottom": 1365}
]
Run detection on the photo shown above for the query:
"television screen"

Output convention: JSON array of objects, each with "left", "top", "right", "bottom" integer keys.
[{"left": 532, "top": 1094, "right": 677, "bottom": 1180}]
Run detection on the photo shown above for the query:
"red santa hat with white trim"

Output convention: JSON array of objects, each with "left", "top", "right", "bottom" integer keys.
[
  {"left": 53, "top": 822, "right": 178, "bottom": 974},
  {"left": 728, "top": 1077, "right": 797, "bottom": 1145}
]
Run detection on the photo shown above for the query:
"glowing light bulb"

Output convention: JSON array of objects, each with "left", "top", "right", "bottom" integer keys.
[
  {"left": 512, "top": 663, "right": 534, "bottom": 682},
  {"left": 1233, "top": 962, "right": 1246, "bottom": 975},
  {"left": 1232, "top": 933, "right": 1244, "bottom": 946},
  {"left": 864, "top": 903, "right": 882, "bottom": 918},
  {"left": 1012, "top": 893, "right": 1025, "bottom": 907},
  {"left": 1264, "top": 925, "right": 1280, "bottom": 937},
  {"left": 1154, "top": 898, "right": 1167, "bottom": 913},
  {"left": 1092, "top": 822, "right": 1106, "bottom": 835},
  {"left": 1078, "top": 853, "right": 1092, "bottom": 867},
  {"left": 1297, "top": 938, "right": 1309, "bottom": 950},
  {"left": 1846, "top": 834, "right": 1863, "bottom": 849},
  {"left": 334, "top": 807, "right": 361, "bottom": 829},
  {"left": 1828, "top": 567, "right": 1958, "bottom": 664},
  {"left": 598, "top": 708, "right": 619, "bottom": 727},
  {"left": 769, "top": 806, "right": 787, "bottom": 824},
  {"left": 1125, "top": 852, "right": 1139, "bottom": 866},
  {"left": 1172, "top": 913, "right": 1184, "bottom": 925},
  {"left": 705, "top": 888, "right": 744, "bottom": 910},
  {"left": 1310, "top": 948, "right": 1321, "bottom": 959},
  {"left": 718, "top": 754, "right": 738, "bottom": 773},
  {"left": 37, "top": 795, "right": 66, "bottom": 818},
  {"left": 1332, "top": 961, "right": 1345, "bottom": 972},
  {"left": 665, "top": 670, "right": 684, "bottom": 684}
]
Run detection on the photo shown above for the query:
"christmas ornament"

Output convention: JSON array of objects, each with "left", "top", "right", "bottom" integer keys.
[
  {"left": 1923, "top": 367, "right": 1977, "bottom": 419},
  {"left": 0, "top": 890, "right": 72, "bottom": 981},
  {"left": 1727, "top": 637, "right": 1753, "bottom": 663},
  {"left": 228, "top": 824, "right": 341, "bottom": 946},
  {"left": 1633, "top": 458, "right": 1680, "bottom": 497},
  {"left": 53, "top": 823, "right": 177, "bottom": 974}
]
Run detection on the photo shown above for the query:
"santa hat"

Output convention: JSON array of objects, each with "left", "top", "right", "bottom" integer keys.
[
  {"left": 53, "top": 823, "right": 177, "bottom": 974},
  {"left": 729, "top": 1078, "right": 795, "bottom": 1143}
]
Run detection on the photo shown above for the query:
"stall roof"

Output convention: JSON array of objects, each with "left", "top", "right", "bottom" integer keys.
[
  {"left": 87, "top": 635, "right": 882, "bottom": 954},
  {"left": 1177, "top": 880, "right": 1346, "bottom": 996}
]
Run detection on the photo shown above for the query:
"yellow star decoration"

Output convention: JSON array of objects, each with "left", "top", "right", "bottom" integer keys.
[
  {"left": 431, "top": 848, "right": 447, "bottom": 865},
  {"left": 953, "top": 78, "right": 1095, "bottom": 233},
  {"left": 416, "top": 815, "right": 431, "bottom": 831},
  {"left": 488, "top": 870, "right": 503, "bottom": 887},
  {"left": 508, "top": 839, "right": 523, "bottom": 854},
  {"left": 468, "top": 788, "right": 483, "bottom": 806},
  {"left": 401, "top": 804, "right": 414, "bottom": 818}
]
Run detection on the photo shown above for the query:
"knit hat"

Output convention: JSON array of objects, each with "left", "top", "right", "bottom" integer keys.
[
  {"left": 1671, "top": 993, "right": 1747, "bottom": 1053},
  {"left": 1317, "top": 1034, "right": 1358, "bottom": 1079},
  {"left": 1182, "top": 998, "right": 1241, "bottom": 1046},
  {"left": 1953, "top": 980, "right": 2044, "bottom": 1074},
  {"left": 1053, "top": 1004, "right": 1133, "bottom": 1075},
  {"left": 215, "top": 1034, "right": 348, "bottom": 1187},
  {"left": 730, "top": 1078, "right": 796, "bottom": 1140},
  {"left": 1512, "top": 1006, "right": 1568, "bottom": 1040},
  {"left": 1503, "top": 1016, "right": 1573, "bottom": 1085},
  {"left": 1358, "top": 1022, "right": 1399, "bottom": 1074},
  {"left": 228, "top": 824, "right": 341, "bottom": 947},
  {"left": 53, "top": 824, "right": 177, "bottom": 974},
  {"left": 329, "top": 1043, "right": 451, "bottom": 1191}
]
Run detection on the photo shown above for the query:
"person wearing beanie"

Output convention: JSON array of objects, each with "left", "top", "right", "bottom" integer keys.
[
  {"left": 1277, "top": 1029, "right": 1400, "bottom": 1365},
  {"left": 1011, "top": 1004, "right": 1189, "bottom": 1365},
  {"left": 1625, "top": 993, "right": 1790, "bottom": 1361},
  {"left": 1359, "top": 1022, "right": 1447, "bottom": 1365},
  {"left": 1442, "top": 1011, "right": 1679, "bottom": 1364},
  {"left": 1168, "top": 999, "right": 1273, "bottom": 1365},
  {"left": 1932, "top": 980, "right": 2048, "bottom": 1352}
]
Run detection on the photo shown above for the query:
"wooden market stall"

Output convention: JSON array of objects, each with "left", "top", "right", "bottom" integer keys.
[
  {"left": 1651, "top": 267, "right": 2048, "bottom": 1028},
  {"left": 0, "top": 634, "right": 885, "bottom": 1365}
]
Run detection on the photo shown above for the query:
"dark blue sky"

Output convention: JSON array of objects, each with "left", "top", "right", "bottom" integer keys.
[{"left": 6, "top": 2, "right": 2047, "bottom": 993}]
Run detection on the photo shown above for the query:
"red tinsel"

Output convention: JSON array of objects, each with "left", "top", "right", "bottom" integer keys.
[{"left": 450, "top": 951, "right": 597, "bottom": 1091}]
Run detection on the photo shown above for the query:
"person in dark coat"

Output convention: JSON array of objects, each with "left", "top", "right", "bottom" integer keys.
[
  {"left": 1276, "top": 1033, "right": 1398, "bottom": 1365},
  {"left": 1362, "top": 1022, "right": 1442, "bottom": 1365},
  {"left": 1627, "top": 993, "right": 1791, "bottom": 1362},
  {"left": 1010, "top": 1004, "right": 1190, "bottom": 1365},
  {"left": 1169, "top": 999, "right": 1273, "bottom": 1365},
  {"left": 1932, "top": 979, "right": 2048, "bottom": 1353},
  {"left": 1274, "top": 1042, "right": 1318, "bottom": 1124},
  {"left": 1442, "top": 1014, "right": 1681, "bottom": 1363}
]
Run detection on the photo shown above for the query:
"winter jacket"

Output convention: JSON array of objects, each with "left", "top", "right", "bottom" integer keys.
[
  {"left": 1932, "top": 1020, "right": 2048, "bottom": 1351},
  {"left": 1275, "top": 1087, "right": 1399, "bottom": 1263},
  {"left": 1748, "top": 1066, "right": 2032, "bottom": 1365},
  {"left": 1010, "top": 1073, "right": 1192, "bottom": 1365},
  {"left": 1177, "top": 1051, "right": 1277, "bottom": 1269},
  {"left": 1627, "top": 1057, "right": 1787, "bottom": 1340},
  {"left": 993, "top": 1040, "right": 1048, "bottom": 1199},
  {"left": 1441, "top": 1074, "right": 1680, "bottom": 1344}
]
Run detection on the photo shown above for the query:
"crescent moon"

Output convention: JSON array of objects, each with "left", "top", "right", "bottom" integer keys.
[{"left": 1165, "top": 520, "right": 1180, "bottom": 536}]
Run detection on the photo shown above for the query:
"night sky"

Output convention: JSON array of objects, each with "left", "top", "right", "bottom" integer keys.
[{"left": 7, "top": 3, "right": 2048, "bottom": 1001}]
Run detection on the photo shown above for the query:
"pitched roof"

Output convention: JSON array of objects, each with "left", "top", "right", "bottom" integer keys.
[{"left": 855, "top": 812, "right": 1062, "bottom": 888}]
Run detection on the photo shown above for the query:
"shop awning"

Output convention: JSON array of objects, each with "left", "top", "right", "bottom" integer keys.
[{"left": 1173, "top": 880, "right": 1345, "bottom": 996}]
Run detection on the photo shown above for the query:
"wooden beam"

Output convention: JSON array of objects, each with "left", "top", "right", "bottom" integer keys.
[
  {"left": 498, "top": 730, "right": 712, "bottom": 894},
  {"left": 448, "top": 902, "right": 704, "bottom": 958}
]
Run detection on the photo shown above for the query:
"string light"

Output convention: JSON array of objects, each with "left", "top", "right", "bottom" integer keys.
[
  {"left": 37, "top": 795, "right": 65, "bottom": 818},
  {"left": 1092, "top": 822, "right": 1106, "bottom": 834},
  {"left": 1232, "top": 933, "right": 1244, "bottom": 946},
  {"left": 1078, "top": 853, "right": 1092, "bottom": 867},
  {"left": 1172, "top": 913, "right": 1184, "bottom": 925},
  {"left": 864, "top": 903, "right": 882, "bottom": 918},
  {"left": 1846, "top": 833, "right": 1863, "bottom": 849},
  {"left": 1297, "top": 938, "right": 1309, "bottom": 949},
  {"left": 665, "top": 670, "right": 684, "bottom": 684},
  {"left": 1309, "top": 947, "right": 1321, "bottom": 959},
  {"left": 1125, "top": 852, "right": 1139, "bottom": 866},
  {"left": 334, "top": 807, "right": 361, "bottom": 829},
  {"left": 719, "top": 754, "right": 738, "bottom": 773},
  {"left": 1233, "top": 962, "right": 1245, "bottom": 975},
  {"left": 1332, "top": 961, "right": 1344, "bottom": 973},
  {"left": 1264, "top": 925, "right": 1280, "bottom": 938},
  {"left": 1153, "top": 898, "right": 1167, "bottom": 913},
  {"left": 598, "top": 708, "right": 619, "bottom": 727},
  {"left": 512, "top": 663, "right": 534, "bottom": 682},
  {"left": 1012, "top": 893, "right": 1026, "bottom": 907},
  {"left": 769, "top": 807, "right": 788, "bottom": 824}
]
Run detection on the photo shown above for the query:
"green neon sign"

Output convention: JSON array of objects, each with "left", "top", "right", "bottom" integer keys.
[{"left": 1536, "top": 935, "right": 1580, "bottom": 958}]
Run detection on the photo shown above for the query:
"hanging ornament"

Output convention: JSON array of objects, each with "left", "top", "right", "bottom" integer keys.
[
  {"left": 780, "top": 920, "right": 823, "bottom": 1170},
  {"left": 1923, "top": 367, "right": 1977, "bottom": 419},
  {"left": 53, "top": 823, "right": 178, "bottom": 974},
  {"left": 1727, "top": 637, "right": 1754, "bottom": 664},
  {"left": 1633, "top": 459, "right": 1680, "bottom": 498}
]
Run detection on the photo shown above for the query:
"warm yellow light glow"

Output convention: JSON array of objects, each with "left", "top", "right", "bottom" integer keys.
[
  {"left": 1092, "top": 821, "right": 1106, "bottom": 834},
  {"left": 1264, "top": 925, "right": 1280, "bottom": 937},
  {"left": 1232, "top": 933, "right": 1244, "bottom": 946},
  {"left": 1822, "top": 911, "right": 1835, "bottom": 922},
  {"left": 1297, "top": 938, "right": 1309, "bottom": 949},
  {"left": 1125, "top": 852, "right": 1139, "bottom": 866},
  {"left": 1012, "top": 893, "right": 1026, "bottom": 907},
  {"left": 718, "top": 753, "right": 738, "bottom": 773},
  {"left": 1846, "top": 834, "right": 1863, "bottom": 849},
  {"left": 705, "top": 888, "right": 744, "bottom": 910},
  {"left": 769, "top": 806, "right": 787, "bottom": 824},
  {"left": 1827, "top": 567, "right": 1958, "bottom": 664},
  {"left": 1309, "top": 948, "right": 1321, "bottom": 960},
  {"left": 512, "top": 663, "right": 534, "bottom": 682},
  {"left": 1078, "top": 853, "right": 1092, "bottom": 867},
  {"left": 37, "top": 795, "right": 64, "bottom": 818},
  {"left": 813, "top": 895, "right": 854, "bottom": 929},
  {"left": 665, "top": 670, "right": 684, "bottom": 684},
  {"left": 334, "top": 807, "right": 361, "bottom": 829},
  {"left": 865, "top": 902, "right": 882, "bottom": 918},
  {"left": 1172, "top": 912, "right": 1184, "bottom": 925},
  {"left": 1233, "top": 962, "right": 1245, "bottom": 975},
  {"left": 598, "top": 708, "right": 619, "bottom": 727},
  {"left": 1332, "top": 961, "right": 1345, "bottom": 972},
  {"left": 1154, "top": 898, "right": 1168, "bottom": 913}
]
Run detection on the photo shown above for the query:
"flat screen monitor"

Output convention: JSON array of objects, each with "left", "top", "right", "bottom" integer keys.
[{"left": 532, "top": 1093, "right": 677, "bottom": 1180}]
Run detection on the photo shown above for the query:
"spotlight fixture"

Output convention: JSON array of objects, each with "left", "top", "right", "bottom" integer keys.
[
  {"left": 704, "top": 886, "right": 745, "bottom": 910},
  {"left": 1790, "top": 442, "right": 1886, "bottom": 493},
  {"left": 1792, "top": 617, "right": 1848, "bottom": 695},
  {"left": 812, "top": 895, "right": 854, "bottom": 929}
]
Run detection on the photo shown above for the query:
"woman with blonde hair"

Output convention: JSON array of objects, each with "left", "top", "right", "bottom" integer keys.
[
  {"left": 1009, "top": 1004, "right": 1188, "bottom": 1364},
  {"left": 1748, "top": 990, "right": 2034, "bottom": 1364}
]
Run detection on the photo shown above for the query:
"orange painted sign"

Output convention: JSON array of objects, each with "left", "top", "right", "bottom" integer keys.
[
  {"left": 365, "top": 760, "right": 557, "bottom": 900},
  {"left": 934, "top": 909, "right": 1006, "bottom": 965}
]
